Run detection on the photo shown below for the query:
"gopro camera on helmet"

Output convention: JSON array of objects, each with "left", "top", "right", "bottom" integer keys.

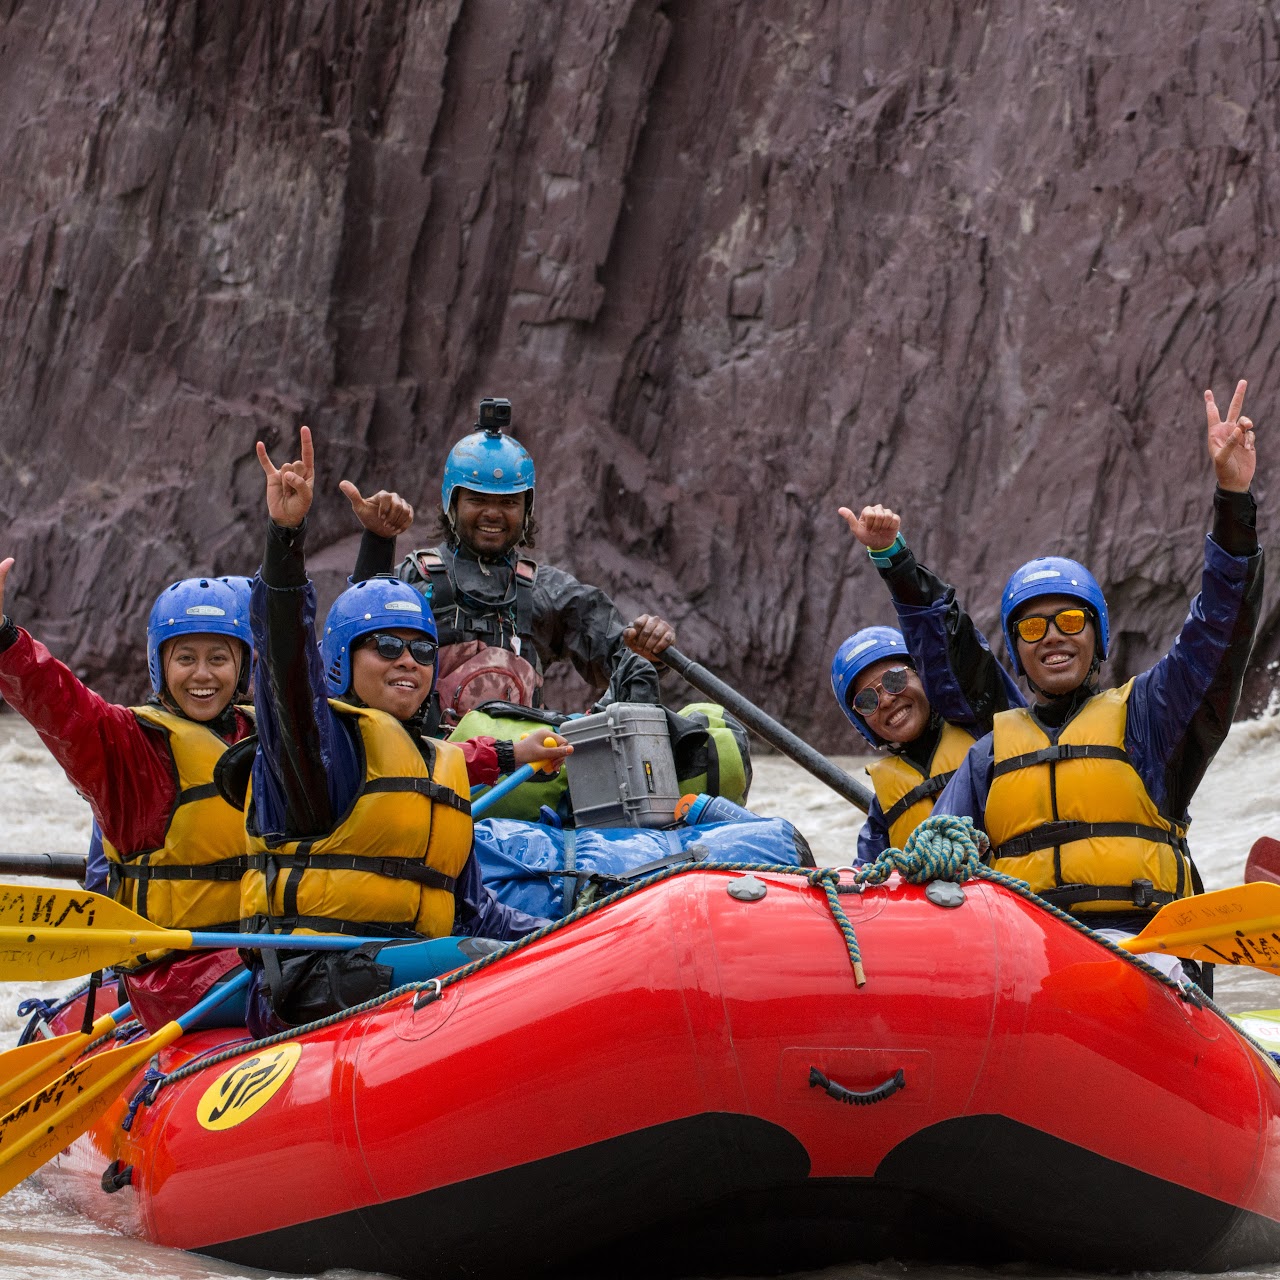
[{"left": 477, "top": 397, "right": 512, "bottom": 435}]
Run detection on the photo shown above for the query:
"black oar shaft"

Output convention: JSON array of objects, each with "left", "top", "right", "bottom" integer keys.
[
  {"left": 660, "top": 646, "right": 873, "bottom": 813},
  {"left": 0, "top": 853, "right": 87, "bottom": 880}
]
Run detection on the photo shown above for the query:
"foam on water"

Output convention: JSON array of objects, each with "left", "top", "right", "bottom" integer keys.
[{"left": 1, "top": 712, "right": 1279, "bottom": 1279}]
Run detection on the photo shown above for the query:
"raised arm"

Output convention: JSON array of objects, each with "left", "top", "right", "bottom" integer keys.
[
  {"left": 1130, "top": 379, "right": 1262, "bottom": 817},
  {"left": 838, "top": 502, "right": 1024, "bottom": 734},
  {"left": 341, "top": 480, "right": 414, "bottom": 582},
  {"left": 250, "top": 427, "right": 360, "bottom": 839}
]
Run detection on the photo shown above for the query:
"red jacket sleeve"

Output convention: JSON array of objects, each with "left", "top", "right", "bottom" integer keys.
[
  {"left": 458, "top": 736, "right": 500, "bottom": 787},
  {"left": 0, "top": 628, "right": 177, "bottom": 854}
]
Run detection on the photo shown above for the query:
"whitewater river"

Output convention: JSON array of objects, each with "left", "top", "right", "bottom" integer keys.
[{"left": 3, "top": 710, "right": 1280, "bottom": 1279}]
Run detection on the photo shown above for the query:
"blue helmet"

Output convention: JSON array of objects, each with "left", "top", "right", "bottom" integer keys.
[
  {"left": 322, "top": 576, "right": 438, "bottom": 696},
  {"left": 1000, "top": 557, "right": 1109, "bottom": 675},
  {"left": 216, "top": 575, "right": 254, "bottom": 615},
  {"left": 830, "top": 626, "right": 912, "bottom": 746},
  {"left": 441, "top": 399, "right": 535, "bottom": 517},
  {"left": 147, "top": 578, "right": 252, "bottom": 695}
]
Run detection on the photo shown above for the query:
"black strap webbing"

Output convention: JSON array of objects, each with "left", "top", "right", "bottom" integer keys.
[
  {"left": 247, "top": 914, "right": 419, "bottom": 940},
  {"left": 994, "top": 821, "right": 1181, "bottom": 861},
  {"left": 1040, "top": 883, "right": 1181, "bottom": 910},
  {"left": 249, "top": 852, "right": 457, "bottom": 895},
  {"left": 110, "top": 857, "right": 252, "bottom": 883},
  {"left": 882, "top": 772, "right": 955, "bottom": 829},
  {"left": 993, "top": 744, "right": 1132, "bottom": 778},
  {"left": 364, "top": 776, "right": 471, "bottom": 814},
  {"left": 175, "top": 781, "right": 224, "bottom": 806}
]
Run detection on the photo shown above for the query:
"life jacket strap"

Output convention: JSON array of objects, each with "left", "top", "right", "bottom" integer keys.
[
  {"left": 109, "top": 856, "right": 252, "bottom": 883},
  {"left": 363, "top": 775, "right": 472, "bottom": 814},
  {"left": 992, "top": 744, "right": 1131, "bottom": 777},
  {"left": 881, "top": 772, "right": 956, "bottom": 829},
  {"left": 992, "top": 820, "right": 1181, "bottom": 861},
  {"left": 1038, "top": 881, "right": 1181, "bottom": 911},
  {"left": 246, "top": 852, "right": 458, "bottom": 894},
  {"left": 175, "top": 781, "right": 224, "bottom": 805},
  {"left": 244, "top": 913, "right": 421, "bottom": 940}
]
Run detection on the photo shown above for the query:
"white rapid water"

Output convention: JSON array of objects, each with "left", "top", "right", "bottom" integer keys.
[{"left": 2, "top": 711, "right": 1280, "bottom": 1279}]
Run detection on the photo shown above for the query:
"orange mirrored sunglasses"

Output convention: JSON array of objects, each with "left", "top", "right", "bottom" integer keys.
[{"left": 1012, "top": 608, "right": 1089, "bottom": 644}]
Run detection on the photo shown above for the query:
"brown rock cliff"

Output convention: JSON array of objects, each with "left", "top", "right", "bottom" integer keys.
[{"left": 0, "top": 1, "right": 1276, "bottom": 747}]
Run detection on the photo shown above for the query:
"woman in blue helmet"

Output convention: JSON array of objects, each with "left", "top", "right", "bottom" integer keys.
[
  {"left": 934, "top": 379, "right": 1263, "bottom": 944},
  {"left": 245, "top": 426, "right": 569, "bottom": 1029},
  {"left": 357, "top": 398, "right": 661, "bottom": 724},
  {"left": 828, "top": 502, "right": 1026, "bottom": 862},
  {"left": 0, "top": 561, "right": 255, "bottom": 1029}
]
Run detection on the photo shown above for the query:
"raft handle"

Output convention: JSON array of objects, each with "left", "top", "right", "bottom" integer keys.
[
  {"left": 100, "top": 1160, "right": 134, "bottom": 1194},
  {"left": 809, "top": 1066, "right": 905, "bottom": 1106},
  {"left": 412, "top": 979, "right": 443, "bottom": 1011}
]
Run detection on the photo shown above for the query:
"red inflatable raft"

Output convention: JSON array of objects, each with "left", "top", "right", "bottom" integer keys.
[{"left": 25, "top": 866, "right": 1280, "bottom": 1276}]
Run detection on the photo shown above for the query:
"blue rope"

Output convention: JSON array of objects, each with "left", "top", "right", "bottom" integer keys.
[{"left": 121, "top": 1064, "right": 167, "bottom": 1132}]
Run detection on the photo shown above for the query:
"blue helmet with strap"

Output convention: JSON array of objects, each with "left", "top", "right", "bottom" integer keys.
[
  {"left": 1000, "top": 557, "right": 1109, "bottom": 675},
  {"left": 147, "top": 578, "right": 252, "bottom": 695},
  {"left": 441, "top": 398, "right": 535, "bottom": 518},
  {"left": 830, "top": 626, "right": 912, "bottom": 746},
  {"left": 322, "top": 576, "right": 438, "bottom": 696}
]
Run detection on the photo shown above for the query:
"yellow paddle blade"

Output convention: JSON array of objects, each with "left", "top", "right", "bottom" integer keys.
[
  {"left": 0, "top": 1013, "right": 120, "bottom": 1115},
  {"left": 0, "top": 883, "right": 152, "bottom": 933},
  {"left": 0, "top": 926, "right": 193, "bottom": 981},
  {"left": 1120, "top": 882, "right": 1280, "bottom": 970},
  {"left": 0, "top": 1020, "right": 183, "bottom": 1198}
]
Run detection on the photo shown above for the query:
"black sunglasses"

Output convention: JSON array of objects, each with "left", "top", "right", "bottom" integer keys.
[{"left": 363, "top": 633, "right": 437, "bottom": 665}]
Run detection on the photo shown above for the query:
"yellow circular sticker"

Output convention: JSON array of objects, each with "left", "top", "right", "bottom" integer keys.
[{"left": 196, "top": 1043, "right": 302, "bottom": 1131}]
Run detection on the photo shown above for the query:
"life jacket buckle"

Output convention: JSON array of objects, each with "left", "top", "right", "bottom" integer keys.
[{"left": 1131, "top": 878, "right": 1155, "bottom": 909}]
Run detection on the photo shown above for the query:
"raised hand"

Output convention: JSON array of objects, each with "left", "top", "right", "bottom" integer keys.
[
  {"left": 1206, "top": 379, "right": 1257, "bottom": 494},
  {"left": 623, "top": 614, "right": 676, "bottom": 662},
  {"left": 256, "top": 425, "right": 315, "bottom": 528},
  {"left": 339, "top": 481, "right": 414, "bottom": 539},
  {"left": 0, "top": 557, "right": 12, "bottom": 620},
  {"left": 838, "top": 503, "right": 902, "bottom": 550}
]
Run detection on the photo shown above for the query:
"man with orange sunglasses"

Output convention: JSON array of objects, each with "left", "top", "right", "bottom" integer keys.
[{"left": 935, "top": 380, "right": 1262, "bottom": 944}]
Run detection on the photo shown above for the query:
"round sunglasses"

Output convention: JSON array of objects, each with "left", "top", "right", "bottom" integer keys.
[
  {"left": 1012, "top": 608, "right": 1089, "bottom": 645},
  {"left": 851, "top": 665, "right": 912, "bottom": 716},
  {"left": 362, "top": 632, "right": 438, "bottom": 665}
]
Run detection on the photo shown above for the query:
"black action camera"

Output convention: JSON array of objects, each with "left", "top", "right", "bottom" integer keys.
[{"left": 477, "top": 397, "right": 513, "bottom": 434}]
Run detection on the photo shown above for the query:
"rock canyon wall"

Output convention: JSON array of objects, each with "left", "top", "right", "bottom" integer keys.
[{"left": 1, "top": 0, "right": 1278, "bottom": 744}]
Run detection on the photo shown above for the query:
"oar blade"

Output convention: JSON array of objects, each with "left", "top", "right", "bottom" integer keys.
[
  {"left": 0, "top": 884, "right": 152, "bottom": 934},
  {"left": 0, "top": 1026, "right": 177, "bottom": 1198},
  {"left": 1121, "top": 883, "right": 1280, "bottom": 969},
  {"left": 1246, "top": 837, "right": 1280, "bottom": 886},
  {"left": 0, "top": 926, "right": 184, "bottom": 980},
  {"left": 0, "top": 1031, "right": 95, "bottom": 1117}
]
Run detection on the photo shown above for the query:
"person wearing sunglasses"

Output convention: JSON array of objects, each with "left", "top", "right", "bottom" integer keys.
[
  {"left": 829, "top": 503, "right": 1026, "bottom": 863},
  {"left": 934, "top": 379, "right": 1263, "bottom": 947},
  {"left": 246, "top": 426, "right": 571, "bottom": 1030}
]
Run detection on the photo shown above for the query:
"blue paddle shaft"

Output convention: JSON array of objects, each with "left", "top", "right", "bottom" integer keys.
[
  {"left": 175, "top": 968, "right": 256, "bottom": 1031},
  {"left": 470, "top": 762, "right": 538, "bottom": 816}
]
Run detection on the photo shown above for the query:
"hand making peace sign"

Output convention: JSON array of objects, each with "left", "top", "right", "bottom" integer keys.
[{"left": 1206, "top": 379, "right": 1258, "bottom": 494}]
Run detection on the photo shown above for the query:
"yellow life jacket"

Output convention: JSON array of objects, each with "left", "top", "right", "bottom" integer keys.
[
  {"left": 984, "top": 680, "right": 1192, "bottom": 913},
  {"left": 243, "top": 702, "right": 473, "bottom": 937},
  {"left": 869, "top": 721, "right": 976, "bottom": 850},
  {"left": 102, "top": 704, "right": 254, "bottom": 932}
]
